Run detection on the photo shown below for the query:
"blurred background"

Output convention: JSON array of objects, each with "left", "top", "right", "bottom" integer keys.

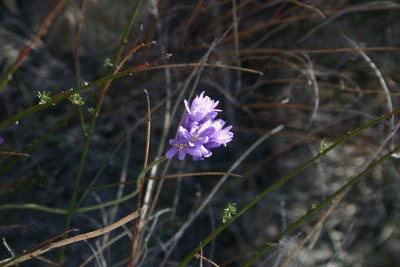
[{"left": 1, "top": 0, "right": 400, "bottom": 266}]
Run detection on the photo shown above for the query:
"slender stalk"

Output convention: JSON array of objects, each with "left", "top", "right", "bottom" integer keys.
[
  {"left": 245, "top": 114, "right": 400, "bottom": 266},
  {"left": 112, "top": 0, "right": 143, "bottom": 65},
  {"left": 75, "top": 156, "right": 167, "bottom": 213},
  {"left": 75, "top": 0, "right": 88, "bottom": 135},
  {"left": 0, "top": 63, "right": 259, "bottom": 130},
  {"left": 0, "top": 208, "right": 146, "bottom": 267},
  {"left": 74, "top": 88, "right": 171, "bottom": 209},
  {"left": 0, "top": 74, "right": 115, "bottom": 178},
  {"left": 0, "top": 156, "right": 168, "bottom": 214},
  {"left": 58, "top": 108, "right": 97, "bottom": 262},
  {"left": 279, "top": 191, "right": 346, "bottom": 267},
  {"left": 177, "top": 106, "right": 400, "bottom": 267},
  {"left": 242, "top": 144, "right": 400, "bottom": 266},
  {"left": 129, "top": 90, "right": 151, "bottom": 266},
  {"left": 57, "top": 1, "right": 143, "bottom": 262}
]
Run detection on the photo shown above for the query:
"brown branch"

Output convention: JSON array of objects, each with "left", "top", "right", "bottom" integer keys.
[
  {"left": 0, "top": 0, "right": 70, "bottom": 92},
  {"left": 195, "top": 253, "right": 220, "bottom": 267},
  {"left": 129, "top": 90, "right": 152, "bottom": 267},
  {"left": 0, "top": 208, "right": 147, "bottom": 267}
]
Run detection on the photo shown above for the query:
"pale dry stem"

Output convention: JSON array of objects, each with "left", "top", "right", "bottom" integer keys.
[{"left": 0, "top": 208, "right": 147, "bottom": 267}]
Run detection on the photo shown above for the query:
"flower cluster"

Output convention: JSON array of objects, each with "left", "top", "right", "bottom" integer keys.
[{"left": 166, "top": 91, "right": 233, "bottom": 161}]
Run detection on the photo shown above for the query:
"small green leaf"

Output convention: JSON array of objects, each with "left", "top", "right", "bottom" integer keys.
[
  {"left": 307, "top": 203, "right": 317, "bottom": 213},
  {"left": 222, "top": 203, "right": 237, "bottom": 223},
  {"left": 87, "top": 107, "right": 95, "bottom": 115},
  {"left": 68, "top": 90, "right": 84, "bottom": 106},
  {"left": 38, "top": 91, "right": 54, "bottom": 105},
  {"left": 319, "top": 139, "right": 328, "bottom": 154},
  {"left": 104, "top": 58, "right": 114, "bottom": 69}
]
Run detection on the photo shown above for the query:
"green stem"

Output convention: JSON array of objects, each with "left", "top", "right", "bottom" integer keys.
[
  {"left": 0, "top": 78, "right": 108, "bottom": 177},
  {"left": 177, "top": 107, "right": 400, "bottom": 267},
  {"left": 0, "top": 68, "right": 142, "bottom": 130},
  {"left": 0, "top": 156, "right": 167, "bottom": 214},
  {"left": 76, "top": 87, "right": 181, "bottom": 209},
  {"left": 112, "top": 0, "right": 143, "bottom": 65},
  {"left": 242, "top": 144, "right": 400, "bottom": 266},
  {"left": 76, "top": 156, "right": 166, "bottom": 213},
  {"left": 57, "top": 2, "right": 143, "bottom": 262},
  {"left": 58, "top": 120, "right": 94, "bottom": 262},
  {"left": 0, "top": 204, "right": 67, "bottom": 214}
]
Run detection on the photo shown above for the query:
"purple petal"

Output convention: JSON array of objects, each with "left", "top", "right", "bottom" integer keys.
[
  {"left": 196, "top": 120, "right": 212, "bottom": 134},
  {"left": 166, "top": 91, "right": 233, "bottom": 161},
  {"left": 182, "top": 113, "right": 190, "bottom": 129},
  {"left": 199, "top": 146, "right": 212, "bottom": 157},
  {"left": 178, "top": 150, "right": 187, "bottom": 160},
  {"left": 186, "top": 146, "right": 202, "bottom": 157},
  {"left": 184, "top": 91, "right": 222, "bottom": 124},
  {"left": 193, "top": 155, "right": 204, "bottom": 161},
  {"left": 166, "top": 146, "right": 179, "bottom": 158},
  {"left": 204, "top": 141, "right": 220, "bottom": 149},
  {"left": 183, "top": 130, "right": 192, "bottom": 142},
  {"left": 184, "top": 99, "right": 191, "bottom": 114}
]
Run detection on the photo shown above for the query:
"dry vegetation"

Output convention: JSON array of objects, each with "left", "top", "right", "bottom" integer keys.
[{"left": 1, "top": 0, "right": 400, "bottom": 266}]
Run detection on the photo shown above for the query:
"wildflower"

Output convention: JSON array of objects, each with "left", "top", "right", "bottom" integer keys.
[
  {"left": 184, "top": 91, "right": 221, "bottom": 124},
  {"left": 166, "top": 91, "right": 233, "bottom": 161},
  {"left": 205, "top": 119, "right": 233, "bottom": 148},
  {"left": 165, "top": 126, "right": 204, "bottom": 160},
  {"left": 0, "top": 137, "right": 4, "bottom": 144}
]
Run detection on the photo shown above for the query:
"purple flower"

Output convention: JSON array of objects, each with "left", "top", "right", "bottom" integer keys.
[
  {"left": 184, "top": 91, "right": 221, "bottom": 125},
  {"left": 0, "top": 137, "right": 4, "bottom": 144},
  {"left": 165, "top": 126, "right": 204, "bottom": 160},
  {"left": 166, "top": 92, "right": 233, "bottom": 161},
  {"left": 205, "top": 119, "right": 233, "bottom": 149}
]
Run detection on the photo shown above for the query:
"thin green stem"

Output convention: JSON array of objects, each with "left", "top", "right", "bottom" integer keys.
[
  {"left": 0, "top": 157, "right": 167, "bottom": 214},
  {"left": 76, "top": 156, "right": 166, "bottom": 213},
  {"left": 242, "top": 144, "right": 400, "bottom": 266},
  {"left": 0, "top": 68, "right": 141, "bottom": 130},
  {"left": 0, "top": 77, "right": 110, "bottom": 178},
  {"left": 76, "top": 88, "right": 180, "bottom": 209},
  {"left": 8, "top": 75, "right": 176, "bottom": 220},
  {"left": 177, "top": 107, "right": 400, "bottom": 267},
  {"left": 112, "top": 0, "right": 143, "bottom": 65},
  {"left": 58, "top": 117, "right": 95, "bottom": 262},
  {"left": 1, "top": 1, "right": 145, "bottom": 263},
  {"left": 57, "top": 4, "right": 143, "bottom": 263},
  {"left": 0, "top": 204, "right": 68, "bottom": 214}
]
